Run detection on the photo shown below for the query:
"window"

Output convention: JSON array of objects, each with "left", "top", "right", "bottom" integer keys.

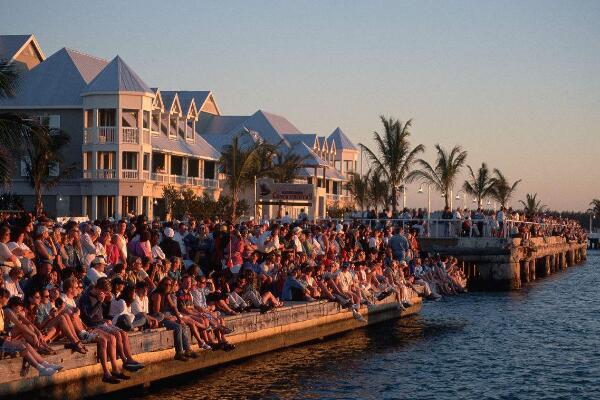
[
  {"left": 170, "top": 156, "right": 183, "bottom": 176},
  {"left": 31, "top": 115, "right": 60, "bottom": 130},
  {"left": 84, "top": 110, "right": 93, "bottom": 128},
  {"left": 49, "top": 162, "right": 59, "bottom": 177},
  {"left": 121, "top": 109, "right": 138, "bottom": 128},
  {"left": 169, "top": 116, "right": 178, "bottom": 138},
  {"left": 143, "top": 111, "right": 150, "bottom": 130},
  {"left": 178, "top": 118, "right": 186, "bottom": 139},
  {"left": 20, "top": 156, "right": 30, "bottom": 177},
  {"left": 121, "top": 152, "right": 138, "bottom": 170},
  {"left": 186, "top": 119, "right": 194, "bottom": 141},
  {"left": 143, "top": 153, "right": 150, "bottom": 171},
  {"left": 98, "top": 109, "right": 116, "bottom": 126},
  {"left": 335, "top": 160, "right": 341, "bottom": 172},
  {"left": 188, "top": 159, "right": 199, "bottom": 177},
  {"left": 152, "top": 111, "right": 161, "bottom": 134},
  {"left": 97, "top": 152, "right": 115, "bottom": 169},
  {"left": 203, "top": 161, "right": 215, "bottom": 179},
  {"left": 344, "top": 160, "right": 354, "bottom": 174}
]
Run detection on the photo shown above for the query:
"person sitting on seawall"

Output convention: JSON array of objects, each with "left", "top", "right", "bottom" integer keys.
[
  {"left": 78, "top": 277, "right": 144, "bottom": 384},
  {"left": 0, "top": 291, "right": 63, "bottom": 376}
]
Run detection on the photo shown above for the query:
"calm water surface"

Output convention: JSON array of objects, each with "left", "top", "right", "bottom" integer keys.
[{"left": 129, "top": 252, "right": 600, "bottom": 400}]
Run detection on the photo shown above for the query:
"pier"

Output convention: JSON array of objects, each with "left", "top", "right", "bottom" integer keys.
[
  {"left": 0, "top": 296, "right": 421, "bottom": 399},
  {"left": 420, "top": 236, "right": 587, "bottom": 291}
]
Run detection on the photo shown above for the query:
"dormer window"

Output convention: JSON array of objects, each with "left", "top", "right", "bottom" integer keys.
[
  {"left": 186, "top": 119, "right": 195, "bottom": 141},
  {"left": 169, "top": 115, "right": 178, "bottom": 139}
]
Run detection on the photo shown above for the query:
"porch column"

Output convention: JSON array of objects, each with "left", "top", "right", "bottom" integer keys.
[
  {"left": 136, "top": 196, "right": 143, "bottom": 216},
  {"left": 147, "top": 197, "right": 154, "bottom": 220},
  {"left": 115, "top": 195, "right": 122, "bottom": 219},
  {"left": 91, "top": 195, "right": 98, "bottom": 220}
]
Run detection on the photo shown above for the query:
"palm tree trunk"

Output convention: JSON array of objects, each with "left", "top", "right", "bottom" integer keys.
[
  {"left": 34, "top": 181, "right": 43, "bottom": 217},
  {"left": 391, "top": 186, "right": 397, "bottom": 213},
  {"left": 444, "top": 190, "right": 450, "bottom": 209}
]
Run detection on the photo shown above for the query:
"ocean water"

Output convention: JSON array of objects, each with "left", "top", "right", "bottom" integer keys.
[{"left": 127, "top": 251, "right": 600, "bottom": 400}]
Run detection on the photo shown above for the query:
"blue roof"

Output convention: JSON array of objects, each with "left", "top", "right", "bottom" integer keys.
[
  {"left": 84, "top": 55, "right": 151, "bottom": 94},
  {"left": 328, "top": 127, "right": 357, "bottom": 150},
  {"left": 0, "top": 47, "right": 107, "bottom": 107},
  {"left": 151, "top": 133, "right": 220, "bottom": 160},
  {"left": 0, "top": 35, "right": 32, "bottom": 60},
  {"left": 284, "top": 133, "right": 318, "bottom": 149}
]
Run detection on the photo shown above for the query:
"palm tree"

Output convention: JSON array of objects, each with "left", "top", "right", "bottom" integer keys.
[
  {"left": 490, "top": 169, "right": 521, "bottom": 208},
  {"left": 367, "top": 170, "right": 389, "bottom": 212},
  {"left": 463, "top": 162, "right": 495, "bottom": 207},
  {"left": 588, "top": 199, "right": 600, "bottom": 218},
  {"left": 345, "top": 171, "right": 370, "bottom": 211},
  {"left": 268, "top": 150, "right": 308, "bottom": 183},
  {"left": 0, "top": 59, "right": 34, "bottom": 186},
  {"left": 219, "top": 132, "right": 276, "bottom": 223},
  {"left": 519, "top": 193, "right": 546, "bottom": 217},
  {"left": 360, "top": 116, "right": 424, "bottom": 213},
  {"left": 23, "top": 125, "right": 76, "bottom": 216},
  {"left": 408, "top": 144, "right": 468, "bottom": 209}
]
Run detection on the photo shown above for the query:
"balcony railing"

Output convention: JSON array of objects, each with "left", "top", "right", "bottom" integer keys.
[
  {"left": 98, "top": 127, "right": 117, "bottom": 143},
  {"left": 122, "top": 127, "right": 139, "bottom": 144},
  {"left": 83, "top": 169, "right": 116, "bottom": 179},
  {"left": 148, "top": 173, "right": 219, "bottom": 188},
  {"left": 122, "top": 169, "right": 139, "bottom": 179}
]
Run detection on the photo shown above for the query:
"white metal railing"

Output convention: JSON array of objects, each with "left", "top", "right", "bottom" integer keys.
[
  {"left": 142, "top": 129, "right": 151, "bottom": 144},
  {"left": 98, "top": 127, "right": 117, "bottom": 143},
  {"left": 122, "top": 169, "right": 139, "bottom": 179},
  {"left": 83, "top": 170, "right": 93, "bottom": 179},
  {"left": 142, "top": 171, "right": 150, "bottom": 180},
  {"left": 122, "top": 127, "right": 139, "bottom": 144},
  {"left": 203, "top": 178, "right": 219, "bottom": 188},
  {"left": 95, "top": 169, "right": 116, "bottom": 179},
  {"left": 83, "top": 128, "right": 92, "bottom": 144},
  {"left": 151, "top": 172, "right": 169, "bottom": 182}
]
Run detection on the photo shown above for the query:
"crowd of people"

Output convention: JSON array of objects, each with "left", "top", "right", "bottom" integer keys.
[
  {"left": 357, "top": 206, "right": 588, "bottom": 241},
  {"left": 2, "top": 204, "right": 583, "bottom": 384}
]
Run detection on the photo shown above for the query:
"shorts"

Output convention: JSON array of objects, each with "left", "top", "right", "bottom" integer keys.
[
  {"left": 93, "top": 323, "right": 123, "bottom": 335},
  {"left": 77, "top": 330, "right": 99, "bottom": 343}
]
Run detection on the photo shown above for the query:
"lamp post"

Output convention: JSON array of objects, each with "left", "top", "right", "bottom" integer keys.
[
  {"left": 589, "top": 212, "right": 596, "bottom": 233},
  {"left": 454, "top": 189, "right": 466, "bottom": 209},
  {"left": 418, "top": 184, "right": 431, "bottom": 219}
]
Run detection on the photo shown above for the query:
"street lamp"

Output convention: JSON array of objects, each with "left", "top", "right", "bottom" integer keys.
[
  {"left": 454, "top": 190, "right": 467, "bottom": 209},
  {"left": 418, "top": 184, "right": 431, "bottom": 220}
]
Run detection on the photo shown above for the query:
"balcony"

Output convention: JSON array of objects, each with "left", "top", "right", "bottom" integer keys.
[
  {"left": 122, "top": 169, "right": 139, "bottom": 179},
  {"left": 83, "top": 169, "right": 116, "bottom": 179},
  {"left": 149, "top": 173, "right": 219, "bottom": 188},
  {"left": 122, "top": 127, "right": 139, "bottom": 144},
  {"left": 99, "top": 127, "right": 117, "bottom": 143}
]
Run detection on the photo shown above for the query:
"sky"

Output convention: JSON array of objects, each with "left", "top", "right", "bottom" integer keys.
[{"left": 1, "top": 0, "right": 599, "bottom": 211}]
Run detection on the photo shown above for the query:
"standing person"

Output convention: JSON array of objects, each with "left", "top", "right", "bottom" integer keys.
[
  {"left": 160, "top": 228, "right": 182, "bottom": 259},
  {"left": 497, "top": 207, "right": 506, "bottom": 237},
  {"left": 113, "top": 220, "right": 129, "bottom": 265}
]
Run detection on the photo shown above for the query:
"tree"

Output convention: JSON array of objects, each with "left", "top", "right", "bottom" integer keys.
[
  {"left": 360, "top": 116, "right": 424, "bottom": 213},
  {"left": 519, "top": 193, "right": 546, "bottom": 217},
  {"left": 0, "top": 59, "right": 36, "bottom": 186},
  {"left": 367, "top": 170, "right": 388, "bottom": 212},
  {"left": 589, "top": 199, "right": 600, "bottom": 219},
  {"left": 408, "top": 144, "right": 468, "bottom": 209},
  {"left": 268, "top": 150, "right": 307, "bottom": 183},
  {"left": 219, "top": 132, "right": 276, "bottom": 223},
  {"left": 463, "top": 162, "right": 495, "bottom": 207},
  {"left": 23, "top": 125, "right": 75, "bottom": 216},
  {"left": 490, "top": 169, "right": 521, "bottom": 208},
  {"left": 161, "top": 185, "right": 180, "bottom": 219},
  {"left": 345, "top": 171, "right": 369, "bottom": 211}
]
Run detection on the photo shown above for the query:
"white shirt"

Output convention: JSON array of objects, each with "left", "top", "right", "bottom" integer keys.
[
  {"left": 7, "top": 241, "right": 33, "bottom": 274},
  {"left": 109, "top": 299, "right": 134, "bottom": 325},
  {"left": 131, "top": 293, "right": 149, "bottom": 314},
  {"left": 173, "top": 231, "right": 187, "bottom": 257},
  {"left": 258, "top": 231, "right": 279, "bottom": 253},
  {"left": 60, "top": 293, "right": 77, "bottom": 310},
  {"left": 86, "top": 267, "right": 107, "bottom": 285},
  {"left": 152, "top": 244, "right": 165, "bottom": 261},
  {"left": 4, "top": 277, "right": 23, "bottom": 298}
]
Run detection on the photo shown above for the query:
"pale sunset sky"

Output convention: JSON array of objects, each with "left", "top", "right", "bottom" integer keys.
[{"left": 2, "top": 0, "right": 598, "bottom": 211}]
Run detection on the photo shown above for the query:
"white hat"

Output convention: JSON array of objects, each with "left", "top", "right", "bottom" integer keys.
[
  {"left": 92, "top": 256, "right": 107, "bottom": 266},
  {"left": 335, "top": 223, "right": 343, "bottom": 233},
  {"left": 92, "top": 225, "right": 102, "bottom": 236},
  {"left": 164, "top": 227, "right": 175, "bottom": 238},
  {"left": 292, "top": 226, "right": 302, "bottom": 234}
]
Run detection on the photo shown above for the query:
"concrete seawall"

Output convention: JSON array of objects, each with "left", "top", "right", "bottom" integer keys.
[
  {"left": 419, "top": 236, "right": 587, "bottom": 291},
  {"left": 0, "top": 296, "right": 421, "bottom": 399}
]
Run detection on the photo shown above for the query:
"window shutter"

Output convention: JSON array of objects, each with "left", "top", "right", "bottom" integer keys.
[{"left": 49, "top": 162, "right": 59, "bottom": 177}]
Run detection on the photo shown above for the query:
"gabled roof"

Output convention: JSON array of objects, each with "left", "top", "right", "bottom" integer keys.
[
  {"left": 0, "top": 34, "right": 45, "bottom": 62},
  {"left": 151, "top": 88, "right": 164, "bottom": 111},
  {"left": 296, "top": 166, "right": 345, "bottom": 181},
  {"left": 0, "top": 47, "right": 108, "bottom": 108},
  {"left": 318, "top": 136, "right": 328, "bottom": 153},
  {"left": 83, "top": 55, "right": 152, "bottom": 94},
  {"left": 200, "top": 126, "right": 260, "bottom": 153},
  {"left": 283, "top": 133, "right": 319, "bottom": 150},
  {"left": 151, "top": 132, "right": 221, "bottom": 160},
  {"left": 328, "top": 127, "right": 357, "bottom": 150}
]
